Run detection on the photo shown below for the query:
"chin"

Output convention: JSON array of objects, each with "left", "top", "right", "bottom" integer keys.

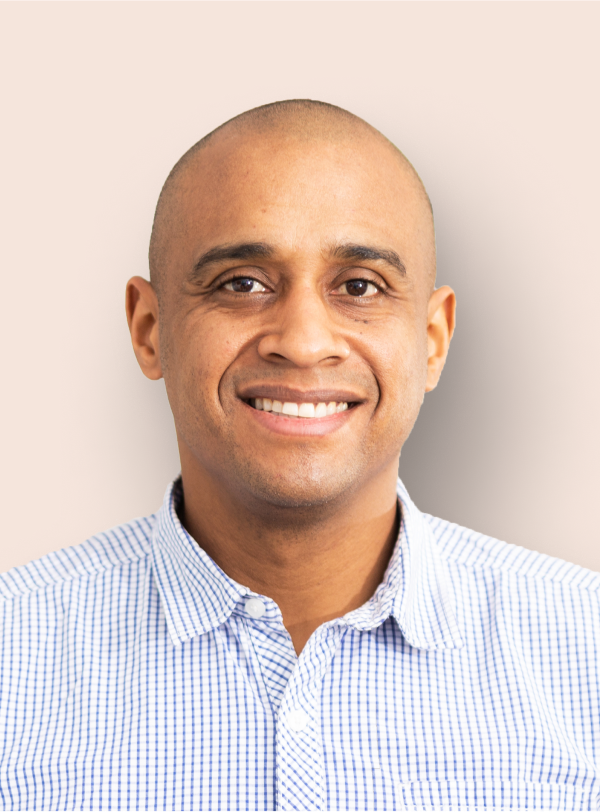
[{"left": 235, "top": 457, "right": 363, "bottom": 512}]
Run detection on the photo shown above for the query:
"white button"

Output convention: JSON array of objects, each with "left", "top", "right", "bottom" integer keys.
[
  {"left": 287, "top": 709, "right": 309, "bottom": 732},
  {"left": 245, "top": 597, "right": 265, "bottom": 619}
]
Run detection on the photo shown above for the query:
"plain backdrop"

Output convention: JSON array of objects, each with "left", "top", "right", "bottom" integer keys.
[{"left": 0, "top": 2, "right": 598, "bottom": 573}]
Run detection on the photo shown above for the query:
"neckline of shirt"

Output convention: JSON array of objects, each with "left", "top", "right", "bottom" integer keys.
[{"left": 149, "top": 476, "right": 464, "bottom": 651}]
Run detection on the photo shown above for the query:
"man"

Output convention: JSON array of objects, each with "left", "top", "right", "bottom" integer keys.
[{"left": 0, "top": 100, "right": 598, "bottom": 812}]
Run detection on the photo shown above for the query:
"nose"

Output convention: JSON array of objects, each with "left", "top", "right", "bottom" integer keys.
[{"left": 257, "top": 287, "right": 350, "bottom": 368}]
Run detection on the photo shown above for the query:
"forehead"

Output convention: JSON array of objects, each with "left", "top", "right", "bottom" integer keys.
[{"left": 164, "top": 130, "right": 433, "bottom": 277}]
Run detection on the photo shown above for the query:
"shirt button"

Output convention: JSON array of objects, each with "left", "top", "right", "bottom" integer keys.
[
  {"left": 245, "top": 597, "right": 266, "bottom": 619},
  {"left": 287, "top": 709, "right": 309, "bottom": 732}
]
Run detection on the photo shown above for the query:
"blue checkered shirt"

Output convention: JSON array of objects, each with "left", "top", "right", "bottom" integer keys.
[{"left": 1, "top": 478, "right": 599, "bottom": 811}]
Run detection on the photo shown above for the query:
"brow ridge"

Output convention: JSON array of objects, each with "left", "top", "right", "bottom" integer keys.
[
  {"left": 191, "top": 242, "right": 274, "bottom": 278},
  {"left": 329, "top": 242, "right": 406, "bottom": 276},
  {"left": 190, "top": 240, "right": 406, "bottom": 279}
]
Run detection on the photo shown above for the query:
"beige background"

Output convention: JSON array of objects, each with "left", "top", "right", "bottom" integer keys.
[{"left": 0, "top": 2, "right": 598, "bottom": 573}]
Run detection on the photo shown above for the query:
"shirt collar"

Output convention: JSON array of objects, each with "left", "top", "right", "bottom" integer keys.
[
  {"left": 151, "top": 477, "right": 463, "bottom": 651},
  {"left": 150, "top": 479, "right": 248, "bottom": 645}
]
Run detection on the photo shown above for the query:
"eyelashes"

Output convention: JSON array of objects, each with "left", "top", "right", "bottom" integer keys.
[
  {"left": 223, "top": 277, "right": 268, "bottom": 294},
  {"left": 337, "top": 280, "right": 380, "bottom": 298},
  {"left": 220, "top": 276, "right": 383, "bottom": 298}
]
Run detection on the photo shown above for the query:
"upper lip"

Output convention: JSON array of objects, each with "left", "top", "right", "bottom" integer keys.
[{"left": 236, "top": 384, "right": 366, "bottom": 404}]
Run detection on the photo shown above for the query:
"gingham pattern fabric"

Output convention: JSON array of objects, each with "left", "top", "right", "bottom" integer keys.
[{"left": 1, "top": 477, "right": 599, "bottom": 811}]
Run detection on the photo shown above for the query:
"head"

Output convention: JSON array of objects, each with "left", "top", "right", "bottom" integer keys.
[{"left": 127, "top": 100, "right": 455, "bottom": 515}]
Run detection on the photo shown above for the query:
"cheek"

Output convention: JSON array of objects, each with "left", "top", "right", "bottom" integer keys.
[
  {"left": 372, "top": 322, "right": 428, "bottom": 398},
  {"left": 363, "top": 328, "right": 428, "bottom": 455},
  {"left": 162, "top": 313, "right": 244, "bottom": 418}
]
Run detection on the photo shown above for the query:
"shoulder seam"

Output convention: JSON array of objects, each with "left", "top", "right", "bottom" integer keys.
[
  {"left": 424, "top": 514, "right": 600, "bottom": 594},
  {"left": 0, "top": 515, "right": 156, "bottom": 602},
  {"left": 443, "top": 554, "right": 600, "bottom": 595},
  {"left": 0, "top": 550, "right": 153, "bottom": 604}
]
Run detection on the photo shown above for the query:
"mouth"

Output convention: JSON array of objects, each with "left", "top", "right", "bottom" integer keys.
[
  {"left": 237, "top": 387, "right": 364, "bottom": 436},
  {"left": 246, "top": 397, "right": 355, "bottom": 419}
]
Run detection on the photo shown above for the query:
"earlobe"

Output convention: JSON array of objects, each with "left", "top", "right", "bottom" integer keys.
[
  {"left": 125, "top": 276, "right": 163, "bottom": 381},
  {"left": 425, "top": 285, "right": 456, "bottom": 392}
]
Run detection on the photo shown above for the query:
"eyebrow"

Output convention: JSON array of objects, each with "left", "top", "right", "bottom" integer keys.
[
  {"left": 191, "top": 242, "right": 274, "bottom": 279},
  {"left": 189, "top": 240, "right": 406, "bottom": 280},
  {"left": 329, "top": 242, "right": 406, "bottom": 277}
]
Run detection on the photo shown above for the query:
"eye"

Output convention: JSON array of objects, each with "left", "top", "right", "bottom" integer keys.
[
  {"left": 223, "top": 277, "right": 268, "bottom": 293},
  {"left": 337, "top": 279, "right": 380, "bottom": 297}
]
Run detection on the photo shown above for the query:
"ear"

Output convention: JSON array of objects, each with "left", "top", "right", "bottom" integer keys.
[
  {"left": 125, "top": 276, "right": 163, "bottom": 380},
  {"left": 425, "top": 285, "right": 456, "bottom": 392}
]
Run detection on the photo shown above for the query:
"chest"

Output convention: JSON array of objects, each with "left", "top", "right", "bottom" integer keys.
[{"left": 2, "top": 612, "right": 598, "bottom": 810}]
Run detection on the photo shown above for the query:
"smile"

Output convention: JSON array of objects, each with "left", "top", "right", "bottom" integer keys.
[{"left": 250, "top": 398, "right": 350, "bottom": 419}]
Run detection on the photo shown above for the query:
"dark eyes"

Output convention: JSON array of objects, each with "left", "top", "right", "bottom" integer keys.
[
  {"left": 222, "top": 277, "right": 380, "bottom": 298},
  {"left": 340, "top": 280, "right": 379, "bottom": 297},
  {"left": 223, "top": 278, "right": 268, "bottom": 293}
]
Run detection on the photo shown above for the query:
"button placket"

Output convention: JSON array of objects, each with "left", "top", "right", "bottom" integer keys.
[
  {"left": 275, "top": 624, "right": 344, "bottom": 811},
  {"left": 243, "top": 598, "right": 298, "bottom": 715}
]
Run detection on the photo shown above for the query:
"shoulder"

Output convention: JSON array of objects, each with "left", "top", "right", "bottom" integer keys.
[
  {"left": 0, "top": 513, "right": 157, "bottom": 603},
  {"left": 424, "top": 512, "right": 600, "bottom": 596}
]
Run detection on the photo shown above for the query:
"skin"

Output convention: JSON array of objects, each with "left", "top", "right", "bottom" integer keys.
[{"left": 127, "top": 118, "right": 455, "bottom": 654}]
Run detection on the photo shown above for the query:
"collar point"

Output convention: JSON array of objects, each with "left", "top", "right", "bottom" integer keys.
[{"left": 392, "top": 611, "right": 465, "bottom": 652}]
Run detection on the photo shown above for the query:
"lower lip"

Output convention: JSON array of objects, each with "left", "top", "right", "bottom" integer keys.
[{"left": 242, "top": 401, "right": 357, "bottom": 436}]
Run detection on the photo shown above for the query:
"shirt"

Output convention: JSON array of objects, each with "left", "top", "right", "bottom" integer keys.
[{"left": 0, "top": 478, "right": 599, "bottom": 812}]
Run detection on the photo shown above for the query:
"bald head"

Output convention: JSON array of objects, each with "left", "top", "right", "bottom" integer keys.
[{"left": 149, "top": 99, "right": 435, "bottom": 298}]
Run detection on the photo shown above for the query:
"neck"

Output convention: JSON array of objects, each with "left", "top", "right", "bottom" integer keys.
[{"left": 178, "top": 456, "right": 400, "bottom": 655}]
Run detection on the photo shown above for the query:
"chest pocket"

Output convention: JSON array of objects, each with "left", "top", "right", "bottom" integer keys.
[{"left": 391, "top": 779, "right": 598, "bottom": 810}]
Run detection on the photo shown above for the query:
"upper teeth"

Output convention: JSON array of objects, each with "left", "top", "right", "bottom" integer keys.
[{"left": 252, "top": 399, "right": 349, "bottom": 418}]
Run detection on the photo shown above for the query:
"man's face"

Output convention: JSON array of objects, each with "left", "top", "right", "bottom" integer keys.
[{"left": 155, "top": 131, "right": 437, "bottom": 510}]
